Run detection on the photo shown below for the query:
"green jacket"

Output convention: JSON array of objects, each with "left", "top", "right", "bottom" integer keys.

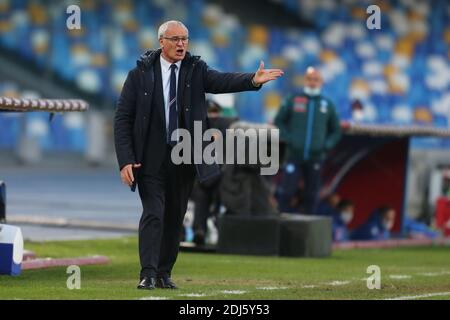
[{"left": 274, "top": 92, "right": 342, "bottom": 163}]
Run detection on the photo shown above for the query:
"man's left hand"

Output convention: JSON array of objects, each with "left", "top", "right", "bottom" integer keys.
[{"left": 252, "top": 60, "right": 284, "bottom": 86}]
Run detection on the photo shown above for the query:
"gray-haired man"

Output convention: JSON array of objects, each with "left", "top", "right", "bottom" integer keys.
[{"left": 114, "top": 20, "right": 283, "bottom": 289}]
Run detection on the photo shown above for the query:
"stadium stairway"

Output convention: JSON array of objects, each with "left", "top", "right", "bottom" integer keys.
[
  {"left": 0, "top": 49, "right": 114, "bottom": 164},
  {"left": 209, "top": 0, "right": 311, "bottom": 28},
  {"left": 0, "top": 48, "right": 102, "bottom": 108}
]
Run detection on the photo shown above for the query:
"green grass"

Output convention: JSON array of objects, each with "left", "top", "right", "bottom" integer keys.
[{"left": 1, "top": 237, "right": 450, "bottom": 300}]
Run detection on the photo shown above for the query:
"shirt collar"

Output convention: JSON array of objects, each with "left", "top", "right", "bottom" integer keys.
[{"left": 160, "top": 54, "right": 182, "bottom": 72}]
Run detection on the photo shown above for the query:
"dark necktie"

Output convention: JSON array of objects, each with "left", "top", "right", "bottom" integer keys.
[{"left": 168, "top": 63, "right": 178, "bottom": 146}]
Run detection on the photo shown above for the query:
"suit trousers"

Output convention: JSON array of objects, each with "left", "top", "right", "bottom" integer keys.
[
  {"left": 137, "top": 147, "right": 195, "bottom": 279},
  {"left": 278, "top": 160, "right": 322, "bottom": 215}
]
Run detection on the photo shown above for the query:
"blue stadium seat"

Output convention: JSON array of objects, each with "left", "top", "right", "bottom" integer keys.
[{"left": 0, "top": 0, "right": 448, "bottom": 151}]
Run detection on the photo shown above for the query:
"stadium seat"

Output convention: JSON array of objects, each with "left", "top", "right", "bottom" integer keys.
[{"left": 0, "top": 0, "right": 448, "bottom": 150}]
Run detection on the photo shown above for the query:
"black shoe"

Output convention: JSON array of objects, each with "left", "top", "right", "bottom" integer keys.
[
  {"left": 137, "top": 277, "right": 156, "bottom": 290},
  {"left": 193, "top": 231, "right": 205, "bottom": 246},
  {"left": 156, "top": 277, "right": 178, "bottom": 289}
]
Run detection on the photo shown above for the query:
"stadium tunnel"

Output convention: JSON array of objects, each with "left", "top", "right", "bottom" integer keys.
[{"left": 321, "top": 121, "right": 450, "bottom": 237}]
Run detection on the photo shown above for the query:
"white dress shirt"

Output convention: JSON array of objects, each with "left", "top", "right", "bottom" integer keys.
[{"left": 160, "top": 55, "right": 182, "bottom": 132}]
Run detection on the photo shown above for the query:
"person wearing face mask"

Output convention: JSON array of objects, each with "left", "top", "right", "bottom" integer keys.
[
  {"left": 274, "top": 67, "right": 342, "bottom": 214},
  {"left": 316, "top": 193, "right": 341, "bottom": 216},
  {"left": 332, "top": 199, "right": 354, "bottom": 242},
  {"left": 350, "top": 206, "right": 396, "bottom": 241}
]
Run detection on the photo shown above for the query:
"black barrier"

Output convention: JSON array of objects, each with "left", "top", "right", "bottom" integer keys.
[
  {"left": 217, "top": 215, "right": 280, "bottom": 256},
  {"left": 217, "top": 214, "right": 332, "bottom": 257},
  {"left": 279, "top": 213, "right": 332, "bottom": 257}
]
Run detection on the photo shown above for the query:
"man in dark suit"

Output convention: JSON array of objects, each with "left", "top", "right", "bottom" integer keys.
[{"left": 114, "top": 20, "right": 283, "bottom": 290}]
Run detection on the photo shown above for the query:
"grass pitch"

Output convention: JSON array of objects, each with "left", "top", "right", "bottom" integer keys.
[{"left": 1, "top": 237, "right": 449, "bottom": 300}]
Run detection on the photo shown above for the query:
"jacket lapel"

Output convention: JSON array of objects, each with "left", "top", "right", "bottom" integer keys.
[
  {"left": 153, "top": 57, "right": 166, "bottom": 127},
  {"left": 177, "top": 60, "right": 188, "bottom": 114},
  {"left": 140, "top": 69, "right": 153, "bottom": 119},
  {"left": 178, "top": 55, "right": 199, "bottom": 129}
]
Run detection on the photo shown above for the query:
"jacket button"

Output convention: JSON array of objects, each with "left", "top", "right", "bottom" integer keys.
[
  {"left": 185, "top": 107, "right": 189, "bottom": 111},
  {"left": 144, "top": 92, "right": 148, "bottom": 96},
  {"left": 186, "top": 84, "right": 190, "bottom": 88}
]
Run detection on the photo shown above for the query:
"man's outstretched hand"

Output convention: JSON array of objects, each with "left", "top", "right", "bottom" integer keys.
[{"left": 252, "top": 61, "right": 284, "bottom": 86}]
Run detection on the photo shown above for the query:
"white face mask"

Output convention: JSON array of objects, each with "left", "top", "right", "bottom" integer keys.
[
  {"left": 383, "top": 220, "right": 394, "bottom": 230},
  {"left": 352, "top": 109, "right": 364, "bottom": 121},
  {"left": 341, "top": 211, "right": 353, "bottom": 224},
  {"left": 304, "top": 86, "right": 321, "bottom": 96}
]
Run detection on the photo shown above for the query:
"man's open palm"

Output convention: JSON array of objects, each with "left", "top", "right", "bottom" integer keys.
[{"left": 253, "top": 61, "right": 284, "bottom": 85}]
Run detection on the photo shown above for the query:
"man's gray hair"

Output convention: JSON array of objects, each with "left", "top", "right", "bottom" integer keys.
[{"left": 157, "top": 20, "right": 189, "bottom": 39}]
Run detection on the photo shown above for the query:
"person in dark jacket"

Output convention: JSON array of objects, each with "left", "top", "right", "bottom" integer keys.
[
  {"left": 274, "top": 67, "right": 341, "bottom": 215},
  {"left": 316, "top": 195, "right": 352, "bottom": 241},
  {"left": 332, "top": 199, "right": 354, "bottom": 242},
  {"left": 350, "top": 206, "right": 395, "bottom": 241},
  {"left": 316, "top": 193, "right": 341, "bottom": 216},
  {"left": 114, "top": 20, "right": 283, "bottom": 290},
  {"left": 191, "top": 99, "right": 237, "bottom": 246},
  {"left": 219, "top": 121, "right": 279, "bottom": 217}
]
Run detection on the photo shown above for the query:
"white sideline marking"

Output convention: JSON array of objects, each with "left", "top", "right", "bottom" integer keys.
[
  {"left": 139, "top": 296, "right": 170, "bottom": 300},
  {"left": 178, "top": 293, "right": 208, "bottom": 297},
  {"left": 256, "top": 286, "right": 288, "bottom": 290},
  {"left": 326, "top": 281, "right": 351, "bottom": 286},
  {"left": 389, "top": 275, "right": 412, "bottom": 279},
  {"left": 417, "top": 271, "right": 450, "bottom": 277},
  {"left": 220, "top": 290, "right": 247, "bottom": 295},
  {"left": 385, "top": 292, "right": 450, "bottom": 300},
  {"left": 301, "top": 285, "right": 318, "bottom": 289},
  {"left": 418, "top": 272, "right": 440, "bottom": 277}
]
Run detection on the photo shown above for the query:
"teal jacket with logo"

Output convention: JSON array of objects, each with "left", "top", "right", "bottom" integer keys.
[{"left": 274, "top": 91, "right": 342, "bottom": 163}]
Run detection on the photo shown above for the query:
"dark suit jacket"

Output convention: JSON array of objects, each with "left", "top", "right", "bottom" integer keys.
[{"left": 114, "top": 49, "right": 261, "bottom": 190}]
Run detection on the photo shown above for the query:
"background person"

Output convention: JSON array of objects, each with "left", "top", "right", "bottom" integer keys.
[
  {"left": 191, "top": 99, "right": 237, "bottom": 246},
  {"left": 274, "top": 67, "right": 341, "bottom": 215},
  {"left": 332, "top": 199, "right": 354, "bottom": 242},
  {"left": 350, "top": 206, "right": 396, "bottom": 241}
]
